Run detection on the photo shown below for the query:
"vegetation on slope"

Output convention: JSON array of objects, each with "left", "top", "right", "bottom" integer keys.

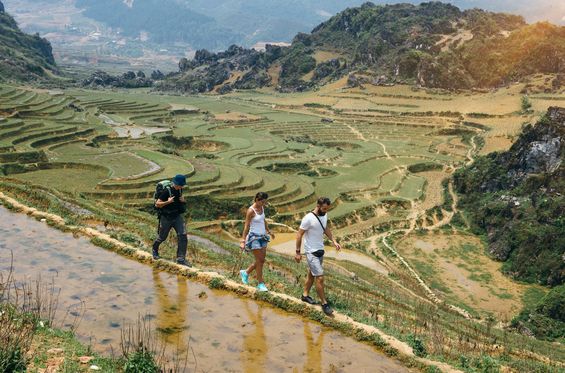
[
  {"left": 158, "top": 2, "right": 565, "bottom": 93},
  {"left": 454, "top": 107, "right": 564, "bottom": 286},
  {"left": 512, "top": 284, "right": 565, "bottom": 342},
  {"left": 0, "top": 1, "right": 56, "bottom": 82},
  {"left": 454, "top": 107, "right": 564, "bottom": 339}
]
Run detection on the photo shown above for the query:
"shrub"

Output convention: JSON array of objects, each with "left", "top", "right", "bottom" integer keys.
[
  {"left": 407, "top": 334, "right": 427, "bottom": 357},
  {"left": 208, "top": 277, "right": 225, "bottom": 289},
  {"left": 124, "top": 349, "right": 159, "bottom": 373}
]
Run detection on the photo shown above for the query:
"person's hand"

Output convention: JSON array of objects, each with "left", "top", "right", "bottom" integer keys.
[
  {"left": 167, "top": 196, "right": 175, "bottom": 204},
  {"left": 240, "top": 240, "right": 245, "bottom": 250},
  {"left": 270, "top": 232, "right": 276, "bottom": 240},
  {"left": 334, "top": 241, "right": 342, "bottom": 251},
  {"left": 179, "top": 195, "right": 185, "bottom": 203},
  {"left": 294, "top": 253, "right": 302, "bottom": 263}
]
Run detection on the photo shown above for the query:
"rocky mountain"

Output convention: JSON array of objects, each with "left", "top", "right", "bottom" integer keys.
[
  {"left": 0, "top": 1, "right": 56, "bottom": 81},
  {"left": 158, "top": 2, "right": 565, "bottom": 93},
  {"left": 454, "top": 107, "right": 564, "bottom": 287}
]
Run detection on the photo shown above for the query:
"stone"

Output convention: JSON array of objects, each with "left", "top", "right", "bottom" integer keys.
[
  {"left": 47, "top": 348, "right": 64, "bottom": 355},
  {"left": 79, "top": 356, "right": 94, "bottom": 364}
]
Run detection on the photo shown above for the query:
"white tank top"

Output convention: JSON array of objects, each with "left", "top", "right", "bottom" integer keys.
[{"left": 249, "top": 206, "right": 266, "bottom": 235}]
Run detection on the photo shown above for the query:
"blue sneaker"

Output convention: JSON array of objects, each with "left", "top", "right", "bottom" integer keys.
[
  {"left": 257, "top": 283, "right": 268, "bottom": 292},
  {"left": 240, "top": 270, "right": 249, "bottom": 285}
]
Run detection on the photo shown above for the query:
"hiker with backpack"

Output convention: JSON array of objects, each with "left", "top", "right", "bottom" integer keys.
[
  {"left": 239, "top": 192, "right": 275, "bottom": 292},
  {"left": 295, "top": 197, "right": 341, "bottom": 316},
  {"left": 152, "top": 174, "right": 191, "bottom": 267}
]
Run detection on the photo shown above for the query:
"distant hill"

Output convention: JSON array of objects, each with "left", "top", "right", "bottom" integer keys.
[
  {"left": 454, "top": 107, "right": 564, "bottom": 287},
  {"left": 0, "top": 1, "right": 56, "bottom": 81},
  {"left": 33, "top": 0, "right": 564, "bottom": 50},
  {"left": 74, "top": 0, "right": 242, "bottom": 50},
  {"left": 156, "top": 2, "right": 565, "bottom": 93}
]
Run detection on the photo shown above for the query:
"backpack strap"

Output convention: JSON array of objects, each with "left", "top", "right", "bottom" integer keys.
[{"left": 309, "top": 211, "right": 327, "bottom": 234}]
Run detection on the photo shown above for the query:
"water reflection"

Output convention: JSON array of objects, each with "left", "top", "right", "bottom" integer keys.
[
  {"left": 242, "top": 301, "right": 267, "bottom": 372},
  {"left": 303, "top": 323, "right": 323, "bottom": 373},
  {"left": 152, "top": 269, "right": 190, "bottom": 349}
]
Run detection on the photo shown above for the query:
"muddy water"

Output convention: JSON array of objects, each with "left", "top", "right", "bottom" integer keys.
[{"left": 0, "top": 206, "right": 410, "bottom": 372}]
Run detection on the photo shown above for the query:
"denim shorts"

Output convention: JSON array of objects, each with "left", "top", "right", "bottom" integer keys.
[{"left": 245, "top": 232, "right": 270, "bottom": 251}]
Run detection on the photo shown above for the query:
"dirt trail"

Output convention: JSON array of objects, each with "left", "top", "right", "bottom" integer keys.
[
  {"left": 344, "top": 122, "right": 367, "bottom": 141},
  {"left": 377, "top": 140, "right": 393, "bottom": 160},
  {"left": 368, "top": 133, "right": 477, "bottom": 319}
]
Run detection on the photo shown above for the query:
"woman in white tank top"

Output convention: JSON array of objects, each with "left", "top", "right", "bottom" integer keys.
[{"left": 239, "top": 192, "right": 275, "bottom": 292}]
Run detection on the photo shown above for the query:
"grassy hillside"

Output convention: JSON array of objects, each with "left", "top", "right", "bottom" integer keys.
[
  {"left": 0, "top": 1, "right": 56, "bottom": 82},
  {"left": 157, "top": 2, "right": 565, "bottom": 94},
  {"left": 453, "top": 107, "right": 564, "bottom": 340},
  {"left": 454, "top": 107, "right": 564, "bottom": 287}
]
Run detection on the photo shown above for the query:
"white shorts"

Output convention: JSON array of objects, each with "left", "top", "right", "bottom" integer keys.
[{"left": 306, "top": 252, "right": 324, "bottom": 277}]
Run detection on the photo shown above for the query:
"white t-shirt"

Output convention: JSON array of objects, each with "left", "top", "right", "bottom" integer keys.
[{"left": 299, "top": 212, "right": 328, "bottom": 253}]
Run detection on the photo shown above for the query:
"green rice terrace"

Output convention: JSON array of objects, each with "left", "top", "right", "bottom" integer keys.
[{"left": 1, "top": 77, "right": 565, "bottom": 372}]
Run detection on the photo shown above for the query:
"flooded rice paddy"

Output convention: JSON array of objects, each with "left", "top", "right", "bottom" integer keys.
[{"left": 0, "top": 206, "right": 410, "bottom": 372}]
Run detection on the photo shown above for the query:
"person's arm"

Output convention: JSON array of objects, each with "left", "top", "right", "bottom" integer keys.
[
  {"left": 264, "top": 219, "right": 275, "bottom": 239},
  {"left": 155, "top": 191, "right": 174, "bottom": 208},
  {"left": 324, "top": 224, "right": 341, "bottom": 251},
  {"left": 240, "top": 208, "right": 254, "bottom": 249},
  {"left": 295, "top": 229, "right": 305, "bottom": 262}
]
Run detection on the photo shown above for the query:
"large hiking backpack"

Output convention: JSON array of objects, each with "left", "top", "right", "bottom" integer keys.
[{"left": 153, "top": 180, "right": 173, "bottom": 217}]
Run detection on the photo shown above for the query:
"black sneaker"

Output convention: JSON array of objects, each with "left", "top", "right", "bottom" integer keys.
[
  {"left": 176, "top": 259, "right": 192, "bottom": 268},
  {"left": 301, "top": 295, "right": 316, "bottom": 305},
  {"left": 321, "top": 303, "right": 333, "bottom": 316},
  {"left": 152, "top": 249, "right": 160, "bottom": 260}
]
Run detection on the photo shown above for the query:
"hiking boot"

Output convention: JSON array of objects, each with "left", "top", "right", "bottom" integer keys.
[
  {"left": 152, "top": 249, "right": 160, "bottom": 260},
  {"left": 321, "top": 303, "right": 333, "bottom": 316},
  {"left": 240, "top": 270, "right": 249, "bottom": 285},
  {"left": 301, "top": 295, "right": 316, "bottom": 305},
  {"left": 256, "top": 283, "right": 269, "bottom": 292},
  {"left": 176, "top": 259, "right": 192, "bottom": 267}
]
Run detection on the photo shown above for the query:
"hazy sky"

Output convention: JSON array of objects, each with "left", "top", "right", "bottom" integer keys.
[{"left": 444, "top": 0, "right": 565, "bottom": 25}]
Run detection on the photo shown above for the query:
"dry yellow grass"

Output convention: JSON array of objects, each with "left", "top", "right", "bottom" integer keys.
[
  {"left": 313, "top": 50, "right": 343, "bottom": 63},
  {"left": 435, "top": 29, "right": 474, "bottom": 52},
  {"left": 480, "top": 136, "right": 514, "bottom": 155},
  {"left": 418, "top": 171, "right": 449, "bottom": 210},
  {"left": 397, "top": 233, "right": 529, "bottom": 318}
]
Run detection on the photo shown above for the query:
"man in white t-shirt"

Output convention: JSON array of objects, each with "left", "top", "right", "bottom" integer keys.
[{"left": 295, "top": 197, "right": 341, "bottom": 316}]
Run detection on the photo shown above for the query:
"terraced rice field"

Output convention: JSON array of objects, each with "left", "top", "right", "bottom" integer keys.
[
  {"left": 0, "top": 83, "right": 557, "bottom": 239},
  {"left": 2, "top": 81, "right": 565, "bottom": 372}
]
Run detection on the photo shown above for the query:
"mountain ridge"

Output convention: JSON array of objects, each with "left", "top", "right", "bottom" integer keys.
[
  {"left": 155, "top": 2, "right": 565, "bottom": 94},
  {"left": 0, "top": 0, "right": 57, "bottom": 82}
]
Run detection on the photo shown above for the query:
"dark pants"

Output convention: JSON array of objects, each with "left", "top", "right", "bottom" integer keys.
[{"left": 152, "top": 214, "right": 188, "bottom": 261}]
